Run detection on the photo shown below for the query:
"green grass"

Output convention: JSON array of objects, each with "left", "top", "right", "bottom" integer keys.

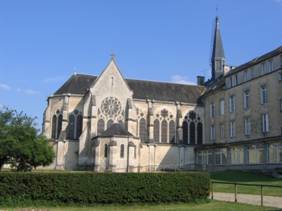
[
  {"left": 1, "top": 201, "right": 279, "bottom": 211},
  {"left": 210, "top": 170, "right": 282, "bottom": 196}
]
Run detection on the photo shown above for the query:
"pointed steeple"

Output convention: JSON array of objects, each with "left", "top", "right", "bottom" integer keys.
[{"left": 211, "top": 16, "right": 225, "bottom": 80}]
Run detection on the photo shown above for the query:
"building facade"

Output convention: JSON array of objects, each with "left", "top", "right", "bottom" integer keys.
[{"left": 43, "top": 17, "right": 282, "bottom": 172}]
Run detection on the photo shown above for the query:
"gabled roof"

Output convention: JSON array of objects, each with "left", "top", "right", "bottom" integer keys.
[
  {"left": 54, "top": 74, "right": 205, "bottom": 103},
  {"left": 100, "top": 123, "right": 133, "bottom": 137}
]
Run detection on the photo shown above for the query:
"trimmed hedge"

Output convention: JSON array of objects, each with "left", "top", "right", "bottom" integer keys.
[{"left": 0, "top": 172, "right": 209, "bottom": 205}]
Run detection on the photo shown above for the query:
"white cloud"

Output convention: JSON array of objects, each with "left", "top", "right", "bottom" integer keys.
[
  {"left": 0, "top": 83, "right": 11, "bottom": 91},
  {"left": 170, "top": 75, "right": 196, "bottom": 85},
  {"left": 17, "top": 88, "right": 39, "bottom": 95},
  {"left": 42, "top": 76, "right": 65, "bottom": 84}
]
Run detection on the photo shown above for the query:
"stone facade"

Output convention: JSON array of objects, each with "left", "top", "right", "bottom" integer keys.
[
  {"left": 42, "top": 17, "right": 282, "bottom": 172},
  {"left": 196, "top": 49, "right": 282, "bottom": 171},
  {"left": 43, "top": 58, "right": 204, "bottom": 171}
]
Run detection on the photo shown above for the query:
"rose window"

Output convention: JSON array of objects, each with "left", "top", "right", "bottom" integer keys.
[{"left": 100, "top": 97, "right": 122, "bottom": 117}]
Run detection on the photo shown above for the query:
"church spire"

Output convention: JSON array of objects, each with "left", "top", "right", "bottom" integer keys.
[{"left": 211, "top": 16, "right": 225, "bottom": 80}]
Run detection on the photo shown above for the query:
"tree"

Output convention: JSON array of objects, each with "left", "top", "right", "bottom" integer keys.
[{"left": 0, "top": 107, "right": 55, "bottom": 171}]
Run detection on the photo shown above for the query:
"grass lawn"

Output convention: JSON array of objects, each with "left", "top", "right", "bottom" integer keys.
[
  {"left": 1, "top": 201, "right": 279, "bottom": 211},
  {"left": 210, "top": 170, "right": 282, "bottom": 197}
]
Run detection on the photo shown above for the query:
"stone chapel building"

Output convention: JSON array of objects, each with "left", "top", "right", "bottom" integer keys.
[{"left": 43, "top": 17, "right": 282, "bottom": 172}]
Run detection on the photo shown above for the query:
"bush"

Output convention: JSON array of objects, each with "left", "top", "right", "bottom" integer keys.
[{"left": 0, "top": 172, "right": 210, "bottom": 206}]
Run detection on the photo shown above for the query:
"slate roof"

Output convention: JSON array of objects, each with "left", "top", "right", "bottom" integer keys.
[
  {"left": 211, "top": 16, "right": 225, "bottom": 61},
  {"left": 54, "top": 74, "right": 205, "bottom": 103},
  {"left": 225, "top": 46, "right": 282, "bottom": 77},
  {"left": 100, "top": 123, "right": 133, "bottom": 137}
]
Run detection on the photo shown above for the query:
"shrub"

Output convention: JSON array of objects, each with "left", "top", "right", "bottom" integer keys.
[{"left": 0, "top": 172, "right": 209, "bottom": 206}]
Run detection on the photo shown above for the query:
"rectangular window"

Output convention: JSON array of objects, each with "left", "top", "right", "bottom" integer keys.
[
  {"left": 244, "top": 117, "right": 251, "bottom": 136},
  {"left": 229, "top": 121, "right": 235, "bottom": 138},
  {"left": 260, "top": 85, "right": 268, "bottom": 105},
  {"left": 104, "top": 144, "right": 108, "bottom": 158},
  {"left": 247, "top": 69, "right": 252, "bottom": 80},
  {"left": 243, "top": 71, "right": 248, "bottom": 82},
  {"left": 269, "top": 144, "right": 282, "bottom": 163},
  {"left": 231, "top": 147, "right": 244, "bottom": 164},
  {"left": 232, "top": 75, "right": 237, "bottom": 86},
  {"left": 210, "top": 125, "right": 215, "bottom": 142},
  {"left": 210, "top": 103, "right": 215, "bottom": 118},
  {"left": 261, "top": 62, "right": 266, "bottom": 74},
  {"left": 249, "top": 144, "right": 264, "bottom": 164},
  {"left": 207, "top": 151, "right": 213, "bottom": 165},
  {"left": 220, "top": 124, "right": 224, "bottom": 139},
  {"left": 279, "top": 72, "right": 282, "bottom": 81},
  {"left": 215, "top": 151, "right": 221, "bottom": 165},
  {"left": 261, "top": 113, "right": 269, "bottom": 134},
  {"left": 243, "top": 90, "right": 250, "bottom": 110},
  {"left": 267, "top": 60, "right": 273, "bottom": 73},
  {"left": 219, "top": 99, "right": 224, "bottom": 115},
  {"left": 229, "top": 95, "right": 236, "bottom": 113}
]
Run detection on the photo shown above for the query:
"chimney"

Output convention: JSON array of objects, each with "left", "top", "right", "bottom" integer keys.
[{"left": 197, "top": 76, "right": 205, "bottom": 86}]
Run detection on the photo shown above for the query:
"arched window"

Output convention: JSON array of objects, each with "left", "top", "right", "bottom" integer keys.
[
  {"left": 57, "top": 114, "right": 63, "bottom": 139},
  {"left": 197, "top": 122, "right": 203, "bottom": 145},
  {"left": 190, "top": 122, "right": 195, "bottom": 145},
  {"left": 97, "top": 119, "right": 105, "bottom": 135},
  {"left": 107, "top": 119, "right": 114, "bottom": 129},
  {"left": 153, "top": 119, "right": 160, "bottom": 143},
  {"left": 169, "top": 120, "right": 176, "bottom": 143},
  {"left": 120, "top": 144, "right": 124, "bottom": 158},
  {"left": 182, "top": 121, "right": 188, "bottom": 144},
  {"left": 76, "top": 114, "right": 83, "bottom": 139},
  {"left": 161, "top": 120, "right": 168, "bottom": 143},
  {"left": 51, "top": 115, "right": 57, "bottom": 139},
  {"left": 139, "top": 118, "right": 147, "bottom": 142},
  {"left": 67, "top": 111, "right": 83, "bottom": 140},
  {"left": 68, "top": 114, "right": 75, "bottom": 140},
  {"left": 104, "top": 144, "right": 108, "bottom": 158}
]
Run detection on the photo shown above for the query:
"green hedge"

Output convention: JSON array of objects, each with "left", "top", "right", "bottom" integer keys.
[{"left": 0, "top": 172, "right": 209, "bottom": 205}]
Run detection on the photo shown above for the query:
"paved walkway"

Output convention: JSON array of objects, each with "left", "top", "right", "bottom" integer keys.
[{"left": 212, "top": 192, "right": 282, "bottom": 209}]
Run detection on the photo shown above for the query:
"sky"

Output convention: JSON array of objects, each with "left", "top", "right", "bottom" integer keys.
[{"left": 0, "top": 0, "right": 281, "bottom": 129}]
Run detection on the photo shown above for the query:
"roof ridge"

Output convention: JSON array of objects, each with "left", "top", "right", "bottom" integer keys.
[
  {"left": 126, "top": 78, "right": 201, "bottom": 87},
  {"left": 73, "top": 73, "right": 201, "bottom": 87},
  {"left": 226, "top": 45, "right": 282, "bottom": 77}
]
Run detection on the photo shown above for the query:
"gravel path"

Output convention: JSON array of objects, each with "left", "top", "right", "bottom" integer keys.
[{"left": 212, "top": 192, "right": 282, "bottom": 208}]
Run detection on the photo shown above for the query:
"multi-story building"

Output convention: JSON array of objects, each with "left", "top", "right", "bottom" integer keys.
[{"left": 43, "top": 16, "right": 282, "bottom": 171}]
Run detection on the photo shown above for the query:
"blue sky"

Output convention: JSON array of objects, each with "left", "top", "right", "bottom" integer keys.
[{"left": 0, "top": 0, "right": 281, "bottom": 129}]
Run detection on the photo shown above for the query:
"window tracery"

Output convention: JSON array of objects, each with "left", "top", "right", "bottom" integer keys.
[
  {"left": 51, "top": 110, "right": 62, "bottom": 140},
  {"left": 139, "top": 118, "right": 147, "bottom": 142},
  {"left": 67, "top": 109, "right": 83, "bottom": 140},
  {"left": 182, "top": 111, "right": 203, "bottom": 145},
  {"left": 169, "top": 120, "right": 176, "bottom": 143},
  {"left": 161, "top": 120, "right": 168, "bottom": 143},
  {"left": 101, "top": 97, "right": 122, "bottom": 118}
]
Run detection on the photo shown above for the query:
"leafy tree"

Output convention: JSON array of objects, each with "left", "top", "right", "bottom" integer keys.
[{"left": 0, "top": 107, "right": 55, "bottom": 171}]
